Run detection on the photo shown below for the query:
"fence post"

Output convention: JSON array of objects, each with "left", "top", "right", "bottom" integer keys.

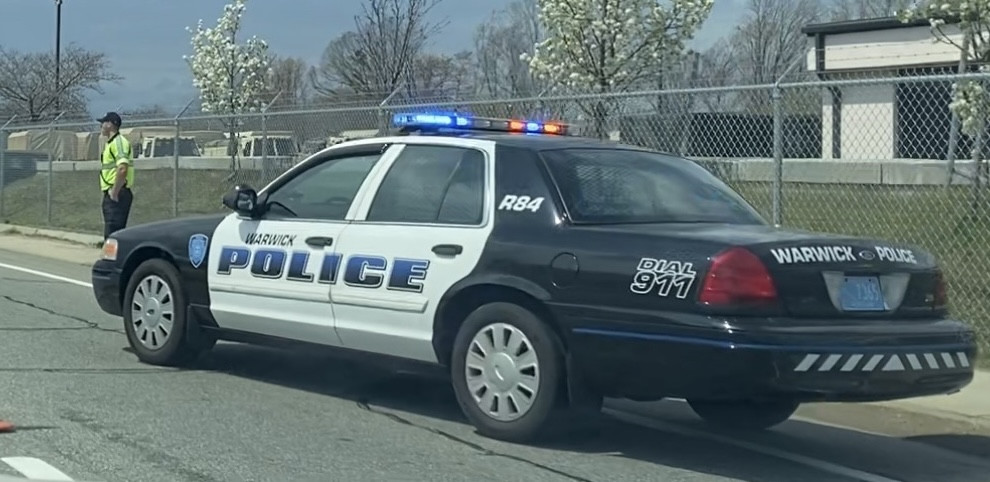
[
  {"left": 945, "top": 30, "right": 972, "bottom": 187},
  {"left": 378, "top": 86, "right": 403, "bottom": 135},
  {"left": 174, "top": 97, "right": 197, "bottom": 218},
  {"left": 46, "top": 112, "right": 65, "bottom": 226},
  {"left": 771, "top": 85, "right": 783, "bottom": 226},
  {"left": 0, "top": 115, "right": 17, "bottom": 219},
  {"left": 260, "top": 91, "right": 281, "bottom": 183}
]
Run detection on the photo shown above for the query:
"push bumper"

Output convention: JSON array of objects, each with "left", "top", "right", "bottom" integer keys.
[
  {"left": 91, "top": 259, "right": 123, "bottom": 316},
  {"left": 567, "top": 319, "right": 978, "bottom": 403}
]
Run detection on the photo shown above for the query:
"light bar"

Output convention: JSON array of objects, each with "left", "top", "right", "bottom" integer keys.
[{"left": 391, "top": 112, "right": 569, "bottom": 136}]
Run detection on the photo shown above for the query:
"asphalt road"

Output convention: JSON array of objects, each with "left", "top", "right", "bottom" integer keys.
[{"left": 1, "top": 245, "right": 989, "bottom": 482}]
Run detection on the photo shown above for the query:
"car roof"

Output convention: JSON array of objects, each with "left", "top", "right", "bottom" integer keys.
[
  {"left": 389, "top": 131, "right": 662, "bottom": 153},
  {"left": 472, "top": 133, "right": 645, "bottom": 150}
]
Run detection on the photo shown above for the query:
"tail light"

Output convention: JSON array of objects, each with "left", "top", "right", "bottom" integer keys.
[
  {"left": 933, "top": 269, "right": 948, "bottom": 308},
  {"left": 698, "top": 247, "right": 778, "bottom": 306}
]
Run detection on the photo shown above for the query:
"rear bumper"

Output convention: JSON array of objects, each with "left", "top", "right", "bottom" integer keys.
[
  {"left": 565, "top": 318, "right": 978, "bottom": 403},
  {"left": 91, "top": 260, "right": 122, "bottom": 316}
]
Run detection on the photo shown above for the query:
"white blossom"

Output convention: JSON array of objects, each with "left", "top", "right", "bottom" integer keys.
[
  {"left": 184, "top": 0, "right": 272, "bottom": 117},
  {"left": 523, "top": 0, "right": 715, "bottom": 94},
  {"left": 899, "top": 0, "right": 990, "bottom": 137}
]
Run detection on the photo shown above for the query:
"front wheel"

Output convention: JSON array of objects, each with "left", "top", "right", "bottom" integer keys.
[
  {"left": 450, "top": 302, "right": 565, "bottom": 443},
  {"left": 687, "top": 398, "right": 799, "bottom": 430},
  {"left": 122, "top": 258, "right": 207, "bottom": 366}
]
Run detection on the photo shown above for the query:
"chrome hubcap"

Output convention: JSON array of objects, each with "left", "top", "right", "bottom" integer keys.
[
  {"left": 130, "top": 275, "right": 175, "bottom": 350},
  {"left": 464, "top": 322, "right": 540, "bottom": 422}
]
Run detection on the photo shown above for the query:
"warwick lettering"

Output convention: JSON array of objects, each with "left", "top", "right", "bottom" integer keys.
[
  {"left": 770, "top": 246, "right": 855, "bottom": 264},
  {"left": 244, "top": 233, "right": 296, "bottom": 247}
]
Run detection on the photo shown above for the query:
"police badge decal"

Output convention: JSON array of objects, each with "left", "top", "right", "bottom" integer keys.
[{"left": 188, "top": 233, "right": 209, "bottom": 269}]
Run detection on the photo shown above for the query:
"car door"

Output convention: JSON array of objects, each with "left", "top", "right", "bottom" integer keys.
[
  {"left": 329, "top": 139, "right": 496, "bottom": 363},
  {"left": 207, "top": 143, "right": 395, "bottom": 345}
]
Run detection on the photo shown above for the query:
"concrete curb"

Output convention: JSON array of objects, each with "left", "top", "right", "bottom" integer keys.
[{"left": 0, "top": 223, "right": 103, "bottom": 248}]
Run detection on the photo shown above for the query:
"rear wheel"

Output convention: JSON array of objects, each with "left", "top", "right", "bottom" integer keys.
[
  {"left": 687, "top": 398, "right": 799, "bottom": 430},
  {"left": 122, "top": 258, "right": 208, "bottom": 366},
  {"left": 450, "top": 302, "right": 565, "bottom": 443}
]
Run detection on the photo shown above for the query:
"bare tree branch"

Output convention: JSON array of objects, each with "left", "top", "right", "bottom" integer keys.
[
  {"left": 266, "top": 55, "right": 310, "bottom": 109},
  {"left": 0, "top": 43, "right": 121, "bottom": 122},
  {"left": 310, "top": 0, "right": 448, "bottom": 100}
]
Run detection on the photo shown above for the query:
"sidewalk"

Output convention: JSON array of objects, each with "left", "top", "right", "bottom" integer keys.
[
  {"left": 874, "top": 369, "right": 990, "bottom": 426},
  {"left": 0, "top": 222, "right": 987, "bottom": 427}
]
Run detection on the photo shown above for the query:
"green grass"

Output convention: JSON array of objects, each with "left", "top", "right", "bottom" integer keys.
[
  {"left": 0, "top": 169, "right": 270, "bottom": 233},
  {"left": 2, "top": 170, "right": 988, "bottom": 364}
]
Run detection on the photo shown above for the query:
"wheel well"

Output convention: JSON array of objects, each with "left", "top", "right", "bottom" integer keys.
[
  {"left": 118, "top": 246, "right": 176, "bottom": 309},
  {"left": 433, "top": 284, "right": 566, "bottom": 367}
]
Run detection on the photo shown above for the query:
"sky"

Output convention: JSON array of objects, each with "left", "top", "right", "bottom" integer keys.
[{"left": 0, "top": 0, "right": 748, "bottom": 117}]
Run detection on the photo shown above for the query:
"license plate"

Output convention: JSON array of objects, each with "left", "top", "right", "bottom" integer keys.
[{"left": 839, "top": 276, "right": 887, "bottom": 311}]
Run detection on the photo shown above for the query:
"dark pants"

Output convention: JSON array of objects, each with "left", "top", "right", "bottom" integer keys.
[{"left": 102, "top": 187, "right": 133, "bottom": 240}]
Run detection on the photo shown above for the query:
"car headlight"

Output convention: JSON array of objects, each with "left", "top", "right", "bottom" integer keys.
[{"left": 101, "top": 238, "right": 118, "bottom": 261}]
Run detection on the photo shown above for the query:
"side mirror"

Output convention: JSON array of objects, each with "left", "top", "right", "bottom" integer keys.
[{"left": 222, "top": 184, "right": 260, "bottom": 218}]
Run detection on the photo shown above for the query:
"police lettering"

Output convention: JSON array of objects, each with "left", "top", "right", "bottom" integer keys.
[
  {"left": 874, "top": 246, "right": 917, "bottom": 264},
  {"left": 217, "top": 246, "right": 429, "bottom": 291},
  {"left": 770, "top": 246, "right": 855, "bottom": 264}
]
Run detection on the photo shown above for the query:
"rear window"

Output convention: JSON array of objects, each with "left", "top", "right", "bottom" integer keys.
[{"left": 539, "top": 148, "right": 766, "bottom": 225}]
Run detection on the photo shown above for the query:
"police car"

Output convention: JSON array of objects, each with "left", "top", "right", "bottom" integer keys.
[{"left": 91, "top": 112, "right": 978, "bottom": 443}]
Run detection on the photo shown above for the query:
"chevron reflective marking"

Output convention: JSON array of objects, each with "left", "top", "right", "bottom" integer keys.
[
  {"left": 957, "top": 352, "right": 970, "bottom": 367},
  {"left": 881, "top": 355, "right": 905, "bottom": 371},
  {"left": 941, "top": 352, "right": 956, "bottom": 368},
  {"left": 818, "top": 354, "right": 842, "bottom": 371},
  {"left": 793, "top": 354, "right": 819, "bottom": 372},
  {"left": 905, "top": 354, "right": 922, "bottom": 370},
  {"left": 862, "top": 354, "right": 884, "bottom": 371},
  {"left": 792, "top": 352, "right": 971, "bottom": 372},
  {"left": 840, "top": 354, "right": 863, "bottom": 372}
]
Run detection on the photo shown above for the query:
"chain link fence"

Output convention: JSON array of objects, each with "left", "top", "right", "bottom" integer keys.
[{"left": 2, "top": 70, "right": 990, "bottom": 351}]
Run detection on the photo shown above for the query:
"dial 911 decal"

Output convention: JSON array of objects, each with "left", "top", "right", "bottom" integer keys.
[{"left": 630, "top": 257, "right": 697, "bottom": 299}]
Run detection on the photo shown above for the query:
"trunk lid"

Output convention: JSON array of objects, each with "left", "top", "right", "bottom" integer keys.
[{"left": 583, "top": 223, "right": 943, "bottom": 319}]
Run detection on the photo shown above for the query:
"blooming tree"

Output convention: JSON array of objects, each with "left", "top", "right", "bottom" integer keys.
[
  {"left": 900, "top": 1, "right": 990, "bottom": 140},
  {"left": 185, "top": 0, "right": 272, "bottom": 173},
  {"left": 524, "top": 0, "right": 714, "bottom": 137}
]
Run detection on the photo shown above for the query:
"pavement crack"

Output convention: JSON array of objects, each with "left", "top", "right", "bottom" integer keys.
[
  {"left": 355, "top": 399, "right": 594, "bottom": 482},
  {"left": 1, "top": 295, "right": 125, "bottom": 335}
]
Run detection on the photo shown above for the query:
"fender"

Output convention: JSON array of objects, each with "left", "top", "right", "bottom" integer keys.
[{"left": 433, "top": 272, "right": 552, "bottom": 335}]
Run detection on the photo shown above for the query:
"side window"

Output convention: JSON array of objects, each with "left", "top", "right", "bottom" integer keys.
[
  {"left": 366, "top": 144, "right": 485, "bottom": 225},
  {"left": 265, "top": 153, "right": 382, "bottom": 221}
]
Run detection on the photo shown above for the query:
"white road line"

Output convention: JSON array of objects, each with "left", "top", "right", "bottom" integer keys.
[
  {"left": 1, "top": 457, "right": 74, "bottom": 481},
  {"left": 0, "top": 262, "right": 91, "bottom": 288},
  {"left": 605, "top": 408, "right": 905, "bottom": 482}
]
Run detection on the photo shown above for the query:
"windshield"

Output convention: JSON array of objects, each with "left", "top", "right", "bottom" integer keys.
[{"left": 540, "top": 148, "right": 766, "bottom": 225}]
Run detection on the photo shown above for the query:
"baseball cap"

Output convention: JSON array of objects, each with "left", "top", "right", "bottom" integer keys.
[{"left": 97, "top": 112, "right": 122, "bottom": 127}]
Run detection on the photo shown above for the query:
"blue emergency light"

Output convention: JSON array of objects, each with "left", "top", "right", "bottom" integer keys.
[{"left": 391, "top": 112, "right": 569, "bottom": 136}]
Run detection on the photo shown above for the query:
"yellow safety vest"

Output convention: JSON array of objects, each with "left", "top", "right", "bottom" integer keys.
[{"left": 100, "top": 133, "right": 134, "bottom": 191}]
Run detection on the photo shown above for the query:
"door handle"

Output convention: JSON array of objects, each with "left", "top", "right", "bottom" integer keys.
[
  {"left": 432, "top": 244, "right": 463, "bottom": 256},
  {"left": 305, "top": 236, "right": 334, "bottom": 247}
]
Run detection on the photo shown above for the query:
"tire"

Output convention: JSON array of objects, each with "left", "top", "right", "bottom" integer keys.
[
  {"left": 450, "top": 302, "right": 565, "bottom": 443},
  {"left": 122, "top": 258, "right": 205, "bottom": 366},
  {"left": 687, "top": 398, "right": 799, "bottom": 430}
]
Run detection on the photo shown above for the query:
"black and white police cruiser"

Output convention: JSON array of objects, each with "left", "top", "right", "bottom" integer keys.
[{"left": 91, "top": 112, "right": 978, "bottom": 443}]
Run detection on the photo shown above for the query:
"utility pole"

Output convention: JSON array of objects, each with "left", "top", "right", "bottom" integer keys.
[{"left": 55, "top": 0, "right": 63, "bottom": 112}]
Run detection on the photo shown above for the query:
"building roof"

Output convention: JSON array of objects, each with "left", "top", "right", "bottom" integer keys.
[{"left": 802, "top": 16, "right": 936, "bottom": 36}]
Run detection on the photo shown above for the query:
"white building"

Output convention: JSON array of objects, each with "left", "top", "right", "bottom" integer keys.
[{"left": 802, "top": 17, "right": 968, "bottom": 161}]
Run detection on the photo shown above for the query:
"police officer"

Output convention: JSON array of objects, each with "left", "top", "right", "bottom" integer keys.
[{"left": 97, "top": 112, "right": 134, "bottom": 240}]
